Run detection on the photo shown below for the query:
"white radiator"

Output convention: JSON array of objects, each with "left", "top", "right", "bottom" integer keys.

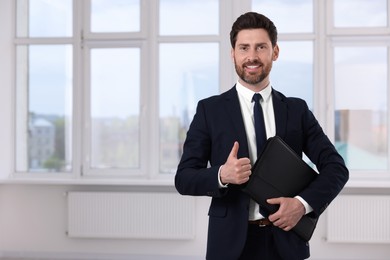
[
  {"left": 327, "top": 195, "right": 390, "bottom": 243},
  {"left": 67, "top": 191, "right": 195, "bottom": 239}
]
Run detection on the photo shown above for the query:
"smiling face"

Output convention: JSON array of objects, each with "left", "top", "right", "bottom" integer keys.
[{"left": 231, "top": 28, "right": 279, "bottom": 92}]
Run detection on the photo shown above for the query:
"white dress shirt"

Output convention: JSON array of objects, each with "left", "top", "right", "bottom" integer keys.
[
  {"left": 236, "top": 81, "right": 275, "bottom": 220},
  {"left": 218, "top": 81, "right": 312, "bottom": 220}
]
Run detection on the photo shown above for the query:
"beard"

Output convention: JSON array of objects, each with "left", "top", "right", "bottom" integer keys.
[{"left": 234, "top": 59, "right": 272, "bottom": 85}]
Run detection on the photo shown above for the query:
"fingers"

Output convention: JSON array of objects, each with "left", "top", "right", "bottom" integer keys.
[
  {"left": 266, "top": 197, "right": 304, "bottom": 231},
  {"left": 228, "top": 141, "right": 239, "bottom": 159},
  {"left": 267, "top": 198, "right": 281, "bottom": 205},
  {"left": 227, "top": 142, "right": 251, "bottom": 167},
  {"left": 221, "top": 141, "right": 252, "bottom": 185},
  {"left": 271, "top": 218, "right": 293, "bottom": 231}
]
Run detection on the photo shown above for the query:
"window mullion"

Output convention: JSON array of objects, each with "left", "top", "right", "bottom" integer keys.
[
  {"left": 146, "top": 0, "right": 160, "bottom": 179},
  {"left": 315, "top": 0, "right": 329, "bottom": 128},
  {"left": 74, "top": 0, "right": 84, "bottom": 178}
]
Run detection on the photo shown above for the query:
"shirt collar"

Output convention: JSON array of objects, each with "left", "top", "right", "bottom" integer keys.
[{"left": 236, "top": 81, "right": 273, "bottom": 103}]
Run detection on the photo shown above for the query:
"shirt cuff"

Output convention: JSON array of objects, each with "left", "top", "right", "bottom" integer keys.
[
  {"left": 295, "top": 195, "right": 313, "bottom": 214},
  {"left": 218, "top": 166, "right": 228, "bottom": 188}
]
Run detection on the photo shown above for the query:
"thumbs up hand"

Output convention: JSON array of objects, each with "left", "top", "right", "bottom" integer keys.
[{"left": 220, "top": 142, "right": 252, "bottom": 185}]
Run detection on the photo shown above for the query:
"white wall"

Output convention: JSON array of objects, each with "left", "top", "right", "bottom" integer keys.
[
  {"left": 0, "top": 184, "right": 210, "bottom": 259},
  {"left": 1, "top": 185, "right": 390, "bottom": 259}
]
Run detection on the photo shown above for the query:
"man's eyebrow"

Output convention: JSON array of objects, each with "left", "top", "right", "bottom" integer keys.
[{"left": 237, "top": 42, "right": 268, "bottom": 46}]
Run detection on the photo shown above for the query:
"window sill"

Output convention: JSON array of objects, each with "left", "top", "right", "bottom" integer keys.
[
  {"left": 345, "top": 179, "right": 390, "bottom": 189},
  {"left": 1, "top": 176, "right": 390, "bottom": 190},
  {"left": 0, "top": 176, "right": 175, "bottom": 187}
]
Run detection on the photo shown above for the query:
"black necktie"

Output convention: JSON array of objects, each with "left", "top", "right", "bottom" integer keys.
[
  {"left": 252, "top": 93, "right": 269, "bottom": 217},
  {"left": 252, "top": 93, "right": 267, "bottom": 157}
]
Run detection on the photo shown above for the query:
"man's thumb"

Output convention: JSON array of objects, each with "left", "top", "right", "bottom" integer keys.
[{"left": 229, "top": 141, "right": 239, "bottom": 159}]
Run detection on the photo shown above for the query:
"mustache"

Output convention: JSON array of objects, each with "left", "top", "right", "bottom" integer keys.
[{"left": 243, "top": 60, "right": 263, "bottom": 67}]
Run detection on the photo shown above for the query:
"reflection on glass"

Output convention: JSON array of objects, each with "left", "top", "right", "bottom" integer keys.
[
  {"left": 16, "top": 45, "right": 73, "bottom": 172},
  {"left": 90, "top": 48, "right": 140, "bottom": 169},
  {"left": 159, "top": 43, "right": 219, "bottom": 173},
  {"left": 91, "top": 0, "right": 140, "bottom": 32},
  {"left": 334, "top": 47, "right": 388, "bottom": 170},
  {"left": 160, "top": 0, "right": 219, "bottom": 35},
  {"left": 334, "top": 0, "right": 387, "bottom": 28},
  {"left": 252, "top": 0, "right": 313, "bottom": 33},
  {"left": 16, "top": 0, "right": 73, "bottom": 37},
  {"left": 271, "top": 41, "right": 313, "bottom": 109}
]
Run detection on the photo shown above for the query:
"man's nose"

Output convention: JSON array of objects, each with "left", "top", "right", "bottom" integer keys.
[{"left": 247, "top": 48, "right": 259, "bottom": 60}]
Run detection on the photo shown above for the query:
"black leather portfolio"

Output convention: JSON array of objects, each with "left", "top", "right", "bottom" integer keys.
[{"left": 242, "top": 136, "right": 319, "bottom": 241}]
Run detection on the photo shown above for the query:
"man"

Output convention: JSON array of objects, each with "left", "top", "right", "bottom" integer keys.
[{"left": 175, "top": 12, "right": 348, "bottom": 260}]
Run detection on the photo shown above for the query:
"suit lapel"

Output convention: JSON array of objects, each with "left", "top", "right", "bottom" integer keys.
[
  {"left": 221, "top": 87, "right": 288, "bottom": 157},
  {"left": 223, "top": 86, "right": 250, "bottom": 158},
  {"left": 272, "top": 89, "right": 288, "bottom": 139}
]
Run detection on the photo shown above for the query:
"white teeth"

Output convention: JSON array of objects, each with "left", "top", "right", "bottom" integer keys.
[{"left": 247, "top": 65, "right": 259, "bottom": 69}]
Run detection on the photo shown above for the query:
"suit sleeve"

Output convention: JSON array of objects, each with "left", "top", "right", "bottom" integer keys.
[
  {"left": 299, "top": 103, "right": 349, "bottom": 215},
  {"left": 175, "top": 100, "right": 228, "bottom": 198}
]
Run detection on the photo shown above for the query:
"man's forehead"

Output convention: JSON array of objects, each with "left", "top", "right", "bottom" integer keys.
[
  {"left": 235, "top": 35, "right": 271, "bottom": 47},
  {"left": 236, "top": 29, "right": 271, "bottom": 42}
]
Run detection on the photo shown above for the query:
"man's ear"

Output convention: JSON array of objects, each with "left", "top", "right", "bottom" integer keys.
[
  {"left": 273, "top": 44, "right": 280, "bottom": 61},
  {"left": 230, "top": 48, "right": 235, "bottom": 62}
]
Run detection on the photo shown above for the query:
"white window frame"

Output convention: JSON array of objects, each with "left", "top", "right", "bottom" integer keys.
[
  {"left": 81, "top": 41, "right": 149, "bottom": 178},
  {"left": 9, "top": 0, "right": 233, "bottom": 184},
  {"left": 325, "top": 0, "right": 390, "bottom": 185},
  {"left": 326, "top": 0, "right": 390, "bottom": 36},
  {"left": 1, "top": 0, "right": 390, "bottom": 188}
]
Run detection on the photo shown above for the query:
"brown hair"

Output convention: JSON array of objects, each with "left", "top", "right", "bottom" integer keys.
[{"left": 230, "top": 12, "right": 278, "bottom": 48}]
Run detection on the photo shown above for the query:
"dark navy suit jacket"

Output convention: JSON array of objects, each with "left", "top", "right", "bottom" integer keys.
[{"left": 175, "top": 86, "right": 349, "bottom": 260}]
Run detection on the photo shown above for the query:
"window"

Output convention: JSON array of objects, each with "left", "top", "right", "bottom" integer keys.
[
  {"left": 334, "top": 46, "right": 388, "bottom": 171},
  {"left": 90, "top": 0, "right": 140, "bottom": 33},
  {"left": 252, "top": 0, "right": 314, "bottom": 33},
  {"left": 159, "top": 0, "right": 218, "bottom": 35},
  {"left": 333, "top": 0, "right": 387, "bottom": 28},
  {"left": 252, "top": 0, "right": 390, "bottom": 177},
  {"left": 89, "top": 48, "right": 141, "bottom": 170},
  {"left": 8, "top": 0, "right": 390, "bottom": 184},
  {"left": 271, "top": 41, "right": 314, "bottom": 109},
  {"left": 158, "top": 0, "right": 220, "bottom": 173},
  {"left": 329, "top": 0, "right": 390, "bottom": 175},
  {"left": 15, "top": 44, "right": 73, "bottom": 173},
  {"left": 16, "top": 0, "right": 73, "bottom": 37},
  {"left": 15, "top": 0, "right": 73, "bottom": 173},
  {"left": 252, "top": 0, "right": 314, "bottom": 109},
  {"left": 159, "top": 43, "right": 219, "bottom": 173},
  {"left": 14, "top": 0, "right": 220, "bottom": 179}
]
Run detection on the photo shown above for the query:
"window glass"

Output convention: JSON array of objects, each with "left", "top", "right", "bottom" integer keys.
[
  {"left": 271, "top": 41, "right": 313, "bottom": 109},
  {"left": 334, "top": 47, "right": 388, "bottom": 170},
  {"left": 159, "top": 0, "right": 219, "bottom": 35},
  {"left": 16, "top": 0, "right": 73, "bottom": 37},
  {"left": 334, "top": 0, "right": 387, "bottom": 28},
  {"left": 252, "top": 0, "right": 313, "bottom": 33},
  {"left": 90, "top": 0, "right": 140, "bottom": 33},
  {"left": 159, "top": 43, "right": 219, "bottom": 173},
  {"left": 90, "top": 48, "right": 140, "bottom": 169},
  {"left": 15, "top": 45, "right": 73, "bottom": 172}
]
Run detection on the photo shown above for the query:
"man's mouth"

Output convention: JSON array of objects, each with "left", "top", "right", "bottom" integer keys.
[{"left": 245, "top": 63, "right": 262, "bottom": 72}]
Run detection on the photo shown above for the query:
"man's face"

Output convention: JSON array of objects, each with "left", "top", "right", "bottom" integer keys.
[{"left": 231, "top": 28, "right": 279, "bottom": 90}]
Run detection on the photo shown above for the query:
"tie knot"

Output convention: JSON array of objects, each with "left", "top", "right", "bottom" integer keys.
[{"left": 252, "top": 93, "right": 262, "bottom": 103}]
